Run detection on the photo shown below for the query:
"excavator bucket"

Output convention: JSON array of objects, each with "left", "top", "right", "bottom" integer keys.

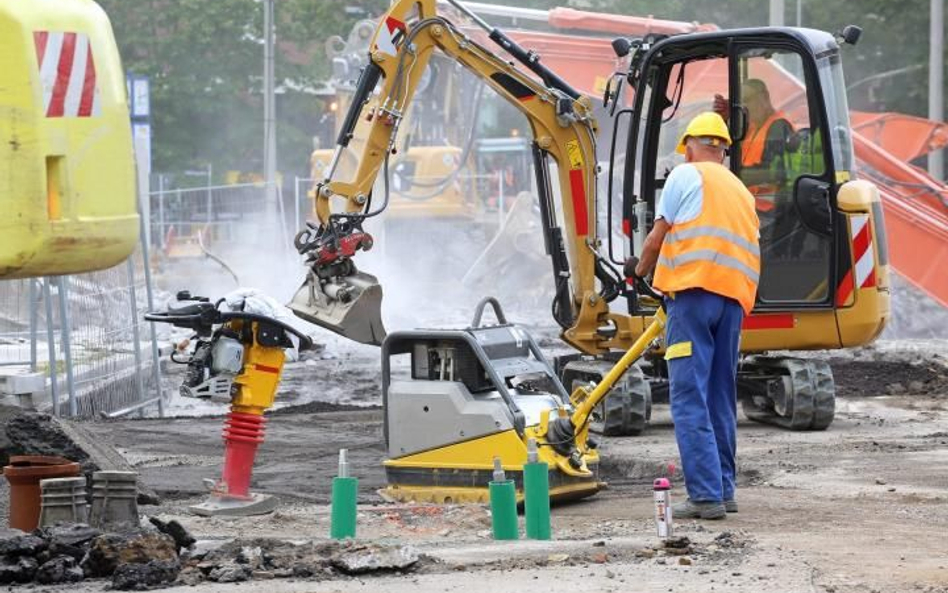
[{"left": 288, "top": 270, "right": 386, "bottom": 346}]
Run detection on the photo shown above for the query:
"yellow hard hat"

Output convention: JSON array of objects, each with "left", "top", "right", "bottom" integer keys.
[{"left": 676, "top": 112, "right": 732, "bottom": 154}]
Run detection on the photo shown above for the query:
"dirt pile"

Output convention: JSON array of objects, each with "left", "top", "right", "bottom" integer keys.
[
  {"left": 882, "top": 275, "right": 948, "bottom": 339},
  {"left": 829, "top": 359, "right": 948, "bottom": 398}
]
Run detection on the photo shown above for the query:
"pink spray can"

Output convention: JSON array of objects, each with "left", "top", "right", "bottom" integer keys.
[{"left": 653, "top": 477, "right": 673, "bottom": 539}]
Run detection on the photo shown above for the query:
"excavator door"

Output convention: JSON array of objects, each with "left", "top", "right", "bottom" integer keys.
[{"left": 0, "top": 0, "right": 139, "bottom": 279}]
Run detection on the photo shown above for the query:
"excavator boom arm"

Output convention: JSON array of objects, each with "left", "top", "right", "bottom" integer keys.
[{"left": 291, "top": 0, "right": 624, "bottom": 352}]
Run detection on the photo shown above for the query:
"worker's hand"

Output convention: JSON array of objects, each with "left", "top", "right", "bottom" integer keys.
[
  {"left": 624, "top": 256, "right": 642, "bottom": 280},
  {"left": 713, "top": 94, "right": 729, "bottom": 122}
]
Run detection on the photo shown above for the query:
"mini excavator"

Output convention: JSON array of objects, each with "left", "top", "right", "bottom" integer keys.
[{"left": 283, "top": 0, "right": 889, "bottom": 502}]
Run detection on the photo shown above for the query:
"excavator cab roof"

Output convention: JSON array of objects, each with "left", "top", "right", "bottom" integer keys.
[{"left": 624, "top": 27, "right": 843, "bottom": 77}]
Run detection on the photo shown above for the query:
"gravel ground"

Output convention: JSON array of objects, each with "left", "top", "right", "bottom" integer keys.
[
  {"left": 28, "top": 338, "right": 941, "bottom": 593},
  {"left": 7, "top": 255, "right": 944, "bottom": 592}
]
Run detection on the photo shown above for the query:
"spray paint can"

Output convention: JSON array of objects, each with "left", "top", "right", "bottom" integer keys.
[{"left": 653, "top": 477, "right": 673, "bottom": 539}]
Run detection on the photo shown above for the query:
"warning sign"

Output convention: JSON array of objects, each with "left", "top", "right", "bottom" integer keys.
[{"left": 565, "top": 140, "right": 583, "bottom": 170}]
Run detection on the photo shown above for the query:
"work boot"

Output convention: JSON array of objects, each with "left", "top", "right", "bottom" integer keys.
[
  {"left": 724, "top": 499, "right": 738, "bottom": 513},
  {"left": 672, "top": 499, "right": 726, "bottom": 520}
]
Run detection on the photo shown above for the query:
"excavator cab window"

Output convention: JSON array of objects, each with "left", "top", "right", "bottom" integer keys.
[
  {"left": 653, "top": 57, "right": 732, "bottom": 182},
  {"left": 625, "top": 31, "right": 839, "bottom": 312},
  {"left": 733, "top": 46, "right": 832, "bottom": 303}
]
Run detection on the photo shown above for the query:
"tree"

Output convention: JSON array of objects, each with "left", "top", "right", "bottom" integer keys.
[
  {"left": 98, "top": 0, "right": 942, "bottom": 180},
  {"left": 98, "top": 0, "right": 384, "bottom": 180}
]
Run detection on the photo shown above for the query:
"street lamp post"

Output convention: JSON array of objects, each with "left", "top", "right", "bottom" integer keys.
[
  {"left": 263, "top": 0, "right": 278, "bottom": 235},
  {"left": 930, "top": 0, "right": 944, "bottom": 180}
]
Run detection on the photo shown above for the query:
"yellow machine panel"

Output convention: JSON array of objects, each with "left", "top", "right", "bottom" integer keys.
[
  {"left": 0, "top": 0, "right": 139, "bottom": 279},
  {"left": 311, "top": 145, "right": 475, "bottom": 220}
]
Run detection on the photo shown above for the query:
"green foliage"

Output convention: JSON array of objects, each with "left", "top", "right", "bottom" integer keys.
[
  {"left": 99, "top": 0, "right": 941, "bottom": 179},
  {"left": 98, "top": 0, "right": 384, "bottom": 178}
]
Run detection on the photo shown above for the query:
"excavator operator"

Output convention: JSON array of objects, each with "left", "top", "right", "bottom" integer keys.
[
  {"left": 714, "top": 79, "right": 793, "bottom": 212},
  {"left": 626, "top": 112, "right": 760, "bottom": 520}
]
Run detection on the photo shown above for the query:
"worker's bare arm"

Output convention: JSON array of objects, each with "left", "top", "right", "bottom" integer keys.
[{"left": 635, "top": 218, "right": 671, "bottom": 277}]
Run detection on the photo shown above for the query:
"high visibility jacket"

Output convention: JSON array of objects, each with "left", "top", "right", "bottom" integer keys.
[
  {"left": 653, "top": 162, "right": 761, "bottom": 314},
  {"left": 742, "top": 110, "right": 790, "bottom": 168},
  {"left": 742, "top": 111, "right": 791, "bottom": 213}
]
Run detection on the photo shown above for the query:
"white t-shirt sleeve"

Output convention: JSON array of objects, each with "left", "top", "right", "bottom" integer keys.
[{"left": 656, "top": 164, "right": 703, "bottom": 225}]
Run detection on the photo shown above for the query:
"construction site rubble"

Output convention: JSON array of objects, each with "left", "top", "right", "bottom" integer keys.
[
  {"left": 182, "top": 538, "right": 425, "bottom": 584},
  {"left": 0, "top": 524, "right": 179, "bottom": 588},
  {"left": 4, "top": 413, "right": 159, "bottom": 505},
  {"left": 1, "top": 520, "right": 432, "bottom": 589},
  {"left": 147, "top": 517, "right": 196, "bottom": 554}
]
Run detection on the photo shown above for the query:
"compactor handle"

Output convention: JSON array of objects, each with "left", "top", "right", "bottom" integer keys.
[
  {"left": 145, "top": 309, "right": 314, "bottom": 351},
  {"left": 633, "top": 276, "right": 663, "bottom": 302},
  {"left": 471, "top": 296, "right": 508, "bottom": 328}
]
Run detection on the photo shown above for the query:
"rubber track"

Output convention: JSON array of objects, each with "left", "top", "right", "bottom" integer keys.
[{"left": 742, "top": 357, "right": 836, "bottom": 430}]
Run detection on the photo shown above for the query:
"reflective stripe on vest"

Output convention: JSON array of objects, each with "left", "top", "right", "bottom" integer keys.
[
  {"left": 664, "top": 226, "right": 761, "bottom": 257},
  {"left": 653, "top": 161, "right": 761, "bottom": 313},
  {"left": 658, "top": 250, "right": 760, "bottom": 284}
]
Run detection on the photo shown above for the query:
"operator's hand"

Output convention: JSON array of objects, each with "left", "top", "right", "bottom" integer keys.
[
  {"left": 713, "top": 94, "right": 729, "bottom": 122},
  {"left": 624, "top": 256, "right": 642, "bottom": 280}
]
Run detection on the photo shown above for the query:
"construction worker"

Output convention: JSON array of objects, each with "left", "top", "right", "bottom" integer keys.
[{"left": 626, "top": 112, "right": 760, "bottom": 520}]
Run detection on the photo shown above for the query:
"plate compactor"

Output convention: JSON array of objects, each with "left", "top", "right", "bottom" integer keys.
[{"left": 378, "top": 296, "right": 666, "bottom": 504}]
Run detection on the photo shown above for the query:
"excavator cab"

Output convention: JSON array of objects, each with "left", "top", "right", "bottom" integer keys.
[
  {"left": 607, "top": 26, "right": 889, "bottom": 429},
  {"left": 615, "top": 27, "right": 888, "bottom": 341}
]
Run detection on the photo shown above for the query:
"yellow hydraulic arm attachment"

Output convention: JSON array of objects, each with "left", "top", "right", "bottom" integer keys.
[
  {"left": 530, "top": 282, "right": 666, "bottom": 477},
  {"left": 287, "top": 0, "right": 632, "bottom": 354}
]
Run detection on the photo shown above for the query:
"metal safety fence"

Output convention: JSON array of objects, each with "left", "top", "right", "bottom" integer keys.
[
  {"left": 149, "top": 181, "right": 291, "bottom": 256},
  {"left": 0, "top": 247, "right": 163, "bottom": 419}
]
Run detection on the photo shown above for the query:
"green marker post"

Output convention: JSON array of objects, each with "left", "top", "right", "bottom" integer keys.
[
  {"left": 488, "top": 457, "right": 519, "bottom": 540},
  {"left": 523, "top": 439, "right": 551, "bottom": 540},
  {"left": 330, "top": 449, "right": 357, "bottom": 539}
]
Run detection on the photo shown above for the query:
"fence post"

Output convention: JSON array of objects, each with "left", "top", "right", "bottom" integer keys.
[
  {"left": 56, "top": 276, "right": 77, "bottom": 417},
  {"left": 498, "top": 171, "right": 505, "bottom": 226},
  {"left": 139, "top": 233, "right": 165, "bottom": 419},
  {"left": 276, "top": 184, "right": 288, "bottom": 247},
  {"left": 294, "top": 176, "right": 301, "bottom": 234},
  {"left": 42, "top": 278, "right": 60, "bottom": 416},
  {"left": 158, "top": 175, "right": 166, "bottom": 249},
  {"left": 29, "top": 279, "right": 38, "bottom": 372},
  {"left": 125, "top": 259, "right": 147, "bottom": 418}
]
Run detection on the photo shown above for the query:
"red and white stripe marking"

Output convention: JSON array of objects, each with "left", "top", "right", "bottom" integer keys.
[
  {"left": 836, "top": 213, "right": 876, "bottom": 306},
  {"left": 851, "top": 214, "right": 876, "bottom": 289},
  {"left": 374, "top": 17, "right": 406, "bottom": 57},
  {"left": 33, "top": 31, "right": 100, "bottom": 118}
]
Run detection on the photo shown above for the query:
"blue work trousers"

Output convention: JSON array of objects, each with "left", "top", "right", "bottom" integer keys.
[{"left": 664, "top": 289, "right": 743, "bottom": 503}]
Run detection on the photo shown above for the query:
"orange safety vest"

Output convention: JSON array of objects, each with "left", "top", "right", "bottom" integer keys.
[
  {"left": 653, "top": 162, "right": 761, "bottom": 314},
  {"left": 742, "top": 110, "right": 791, "bottom": 213},
  {"left": 742, "top": 110, "right": 789, "bottom": 167}
]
